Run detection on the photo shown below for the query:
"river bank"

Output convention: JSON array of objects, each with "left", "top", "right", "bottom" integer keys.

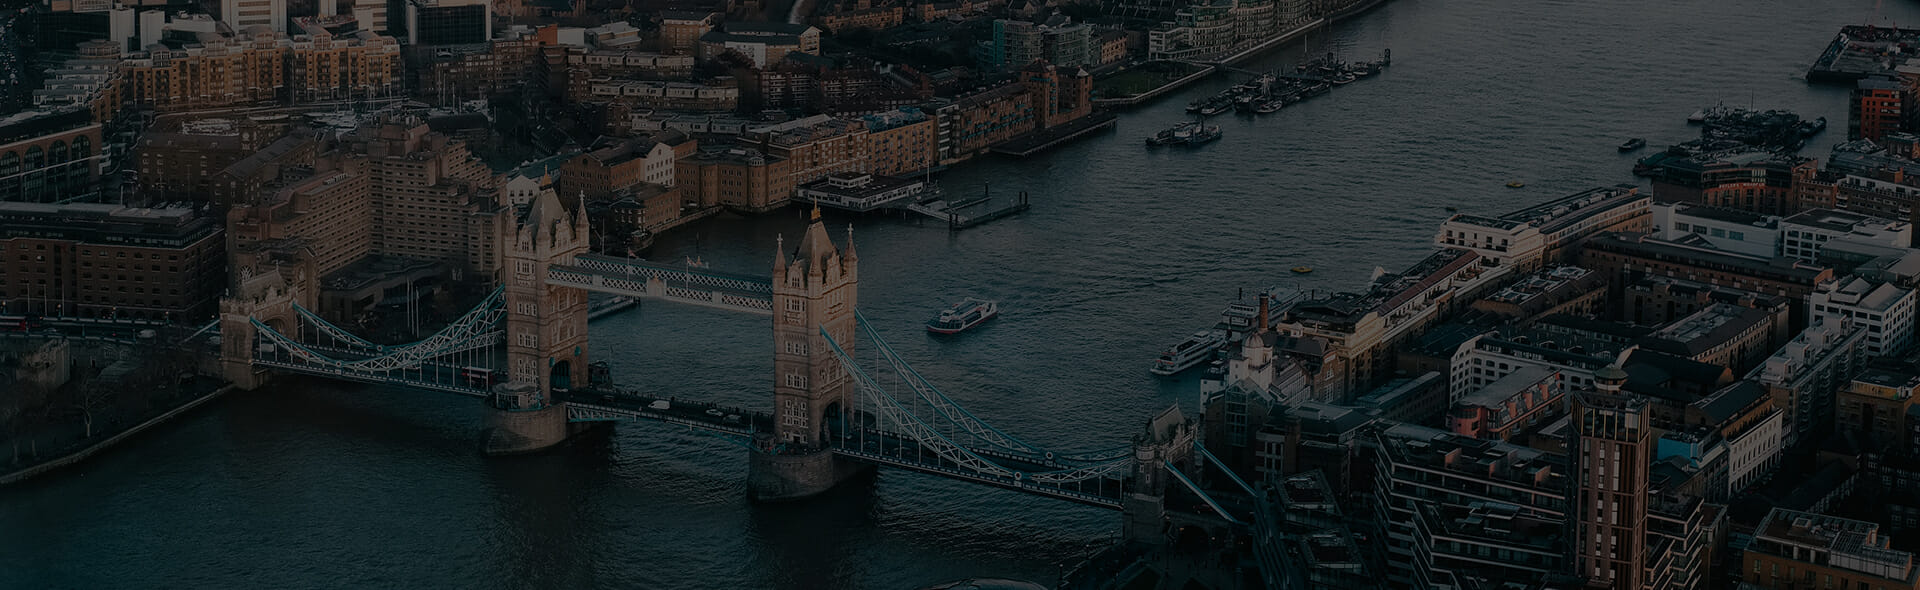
[{"left": 0, "top": 382, "right": 232, "bottom": 486}]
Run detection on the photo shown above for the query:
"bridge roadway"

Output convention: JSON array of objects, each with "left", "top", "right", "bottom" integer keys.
[
  {"left": 831, "top": 434, "right": 1127, "bottom": 509},
  {"left": 563, "top": 390, "right": 1127, "bottom": 508},
  {"left": 561, "top": 387, "right": 775, "bottom": 439},
  {"left": 546, "top": 254, "right": 775, "bottom": 315}
]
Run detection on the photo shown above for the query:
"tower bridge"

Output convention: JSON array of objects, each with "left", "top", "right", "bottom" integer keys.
[{"left": 214, "top": 186, "right": 1240, "bottom": 525}]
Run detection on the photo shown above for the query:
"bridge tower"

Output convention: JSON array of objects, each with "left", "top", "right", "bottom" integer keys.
[
  {"left": 1123, "top": 406, "right": 1198, "bottom": 543},
  {"left": 748, "top": 207, "right": 870, "bottom": 499},
  {"left": 218, "top": 265, "right": 303, "bottom": 390},
  {"left": 485, "top": 188, "right": 592, "bottom": 454}
]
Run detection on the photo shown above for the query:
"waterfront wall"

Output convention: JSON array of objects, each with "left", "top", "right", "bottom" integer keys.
[{"left": 0, "top": 385, "right": 235, "bottom": 486}]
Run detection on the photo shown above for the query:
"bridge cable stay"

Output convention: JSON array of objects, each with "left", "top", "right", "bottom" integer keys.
[
  {"left": 852, "top": 310, "right": 1132, "bottom": 464},
  {"left": 1197, "top": 444, "right": 1257, "bottom": 497},
  {"left": 1164, "top": 460, "right": 1247, "bottom": 526},
  {"left": 824, "top": 327, "right": 1134, "bottom": 491}
]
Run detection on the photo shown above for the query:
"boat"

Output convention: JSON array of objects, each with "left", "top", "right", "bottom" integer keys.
[
  {"left": 1151, "top": 330, "right": 1227, "bottom": 376},
  {"left": 1506, "top": 181, "right": 1525, "bottom": 188},
  {"left": 1797, "top": 116, "right": 1828, "bottom": 137},
  {"left": 926, "top": 298, "right": 999, "bottom": 334},
  {"left": 1444, "top": 206, "right": 1459, "bottom": 212},
  {"left": 1185, "top": 100, "right": 1205, "bottom": 113},
  {"left": 1331, "top": 72, "right": 1357, "bottom": 86},
  {"left": 1687, "top": 110, "right": 1707, "bottom": 124},
  {"left": 1146, "top": 121, "right": 1221, "bottom": 147},
  {"left": 1291, "top": 266, "right": 1313, "bottom": 274},
  {"left": 1198, "top": 102, "right": 1232, "bottom": 117},
  {"left": 1254, "top": 98, "right": 1286, "bottom": 114},
  {"left": 1618, "top": 137, "right": 1646, "bottom": 152}
]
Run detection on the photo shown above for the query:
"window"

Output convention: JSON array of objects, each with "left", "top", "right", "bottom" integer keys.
[
  {"left": 786, "top": 373, "right": 808, "bottom": 389},
  {"left": 518, "top": 333, "right": 537, "bottom": 347}
]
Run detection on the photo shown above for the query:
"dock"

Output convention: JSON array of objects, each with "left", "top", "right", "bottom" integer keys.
[
  {"left": 990, "top": 111, "right": 1119, "bottom": 157},
  {"left": 1806, "top": 25, "right": 1920, "bottom": 84},
  {"left": 898, "top": 189, "right": 1031, "bottom": 231}
]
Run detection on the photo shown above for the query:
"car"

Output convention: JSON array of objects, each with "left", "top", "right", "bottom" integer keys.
[
  {"left": 724, "top": 414, "right": 741, "bottom": 423},
  {"left": 647, "top": 400, "right": 670, "bottom": 411},
  {"left": 705, "top": 408, "right": 724, "bottom": 417}
]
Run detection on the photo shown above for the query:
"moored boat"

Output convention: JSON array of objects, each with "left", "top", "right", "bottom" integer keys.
[
  {"left": 1152, "top": 330, "right": 1227, "bottom": 376},
  {"left": 1618, "top": 137, "right": 1646, "bottom": 152},
  {"left": 1146, "top": 121, "right": 1221, "bottom": 147},
  {"left": 927, "top": 298, "right": 999, "bottom": 334}
]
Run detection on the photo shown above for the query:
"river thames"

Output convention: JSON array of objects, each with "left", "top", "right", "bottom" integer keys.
[{"left": 5, "top": 0, "right": 1916, "bottom": 588}]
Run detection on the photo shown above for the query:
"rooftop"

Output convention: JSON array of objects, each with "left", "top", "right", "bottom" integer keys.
[
  {"left": 1784, "top": 207, "right": 1907, "bottom": 234},
  {"left": 1818, "top": 276, "right": 1912, "bottom": 313},
  {"left": 1376, "top": 423, "right": 1565, "bottom": 493},
  {"left": 1754, "top": 508, "right": 1916, "bottom": 582},
  {"left": 1456, "top": 365, "right": 1558, "bottom": 409},
  {"left": 1665, "top": 201, "right": 1778, "bottom": 227},
  {"left": 1495, "top": 184, "right": 1644, "bottom": 234},
  {"left": 1584, "top": 232, "right": 1830, "bottom": 284},
  {"left": 1640, "top": 303, "right": 1775, "bottom": 358}
]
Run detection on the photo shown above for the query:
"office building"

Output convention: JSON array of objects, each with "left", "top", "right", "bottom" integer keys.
[
  {"left": 1436, "top": 185, "right": 1651, "bottom": 270},
  {"left": 1809, "top": 276, "right": 1917, "bottom": 358}
]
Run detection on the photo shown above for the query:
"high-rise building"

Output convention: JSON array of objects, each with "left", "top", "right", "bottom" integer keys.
[
  {"left": 400, "top": 0, "right": 490, "bottom": 45},
  {"left": 1851, "top": 75, "right": 1915, "bottom": 142},
  {"left": 989, "top": 18, "right": 1095, "bottom": 72},
  {"left": 1753, "top": 314, "right": 1868, "bottom": 446},
  {"left": 1572, "top": 366, "right": 1649, "bottom": 589},
  {"left": 222, "top": 0, "right": 288, "bottom": 32},
  {"left": 1368, "top": 423, "right": 1570, "bottom": 589}
]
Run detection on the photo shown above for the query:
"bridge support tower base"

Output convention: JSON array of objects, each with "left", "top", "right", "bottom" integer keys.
[
  {"left": 747, "top": 448, "right": 869, "bottom": 500},
  {"left": 483, "top": 403, "right": 570, "bottom": 455}
]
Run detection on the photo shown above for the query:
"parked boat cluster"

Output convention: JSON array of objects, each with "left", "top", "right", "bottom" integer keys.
[
  {"left": 1633, "top": 106, "right": 1828, "bottom": 176},
  {"left": 1184, "top": 49, "right": 1392, "bottom": 118}
]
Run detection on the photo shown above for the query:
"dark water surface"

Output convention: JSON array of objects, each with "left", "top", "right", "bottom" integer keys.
[{"left": 6, "top": 1, "right": 1917, "bottom": 588}]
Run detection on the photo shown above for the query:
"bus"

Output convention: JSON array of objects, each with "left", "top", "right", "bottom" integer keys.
[{"left": 462, "top": 367, "right": 499, "bottom": 388}]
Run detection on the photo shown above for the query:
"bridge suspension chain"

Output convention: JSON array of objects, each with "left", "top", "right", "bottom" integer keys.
[{"left": 253, "top": 287, "right": 508, "bottom": 373}]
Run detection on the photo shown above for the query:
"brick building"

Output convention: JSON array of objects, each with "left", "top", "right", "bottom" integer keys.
[
  {"left": 0, "top": 108, "right": 101, "bottom": 203},
  {"left": 0, "top": 202, "right": 224, "bottom": 321}
]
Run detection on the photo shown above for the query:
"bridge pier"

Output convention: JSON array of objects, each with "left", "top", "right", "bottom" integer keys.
[
  {"left": 746, "top": 445, "right": 870, "bottom": 501},
  {"left": 482, "top": 383, "right": 571, "bottom": 455}
]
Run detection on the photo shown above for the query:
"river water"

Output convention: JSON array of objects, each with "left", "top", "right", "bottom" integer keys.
[{"left": 6, "top": 1, "right": 1916, "bottom": 588}]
